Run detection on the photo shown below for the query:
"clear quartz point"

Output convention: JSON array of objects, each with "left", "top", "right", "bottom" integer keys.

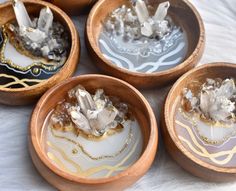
[
  {"left": 183, "top": 78, "right": 236, "bottom": 124},
  {"left": 134, "top": 0, "right": 150, "bottom": 23},
  {"left": 12, "top": 0, "right": 33, "bottom": 28},
  {"left": 38, "top": 7, "right": 53, "bottom": 34},
  {"left": 153, "top": 1, "right": 170, "bottom": 21},
  {"left": 132, "top": 0, "right": 170, "bottom": 37},
  {"left": 70, "top": 87, "right": 125, "bottom": 137}
]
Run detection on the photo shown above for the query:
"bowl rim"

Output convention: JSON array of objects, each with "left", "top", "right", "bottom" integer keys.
[
  {"left": 164, "top": 62, "right": 236, "bottom": 174},
  {"left": 86, "top": 0, "right": 205, "bottom": 78},
  {"left": 0, "top": 0, "right": 79, "bottom": 93},
  {"left": 30, "top": 74, "right": 158, "bottom": 184}
]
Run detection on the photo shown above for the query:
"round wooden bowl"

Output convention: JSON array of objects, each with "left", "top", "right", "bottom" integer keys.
[
  {"left": 86, "top": 0, "right": 205, "bottom": 88},
  {"left": 29, "top": 74, "right": 158, "bottom": 191},
  {"left": 0, "top": 0, "right": 80, "bottom": 105},
  {"left": 162, "top": 62, "right": 236, "bottom": 182},
  {"left": 44, "top": 0, "right": 98, "bottom": 15}
]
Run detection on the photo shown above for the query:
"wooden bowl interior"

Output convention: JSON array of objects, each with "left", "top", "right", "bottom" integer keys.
[
  {"left": 0, "top": 2, "right": 72, "bottom": 50},
  {"left": 90, "top": 0, "right": 200, "bottom": 61},
  {"left": 45, "top": 0, "right": 94, "bottom": 15},
  {"left": 35, "top": 76, "right": 151, "bottom": 167}
]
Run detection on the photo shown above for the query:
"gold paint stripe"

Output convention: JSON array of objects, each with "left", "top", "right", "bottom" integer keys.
[
  {"left": 47, "top": 152, "right": 70, "bottom": 172},
  {"left": 51, "top": 126, "right": 132, "bottom": 160},
  {"left": 0, "top": 73, "right": 43, "bottom": 88},
  {"left": 176, "top": 120, "right": 236, "bottom": 165},
  {"left": 47, "top": 141, "right": 130, "bottom": 177},
  {"left": 105, "top": 139, "right": 139, "bottom": 177},
  {"left": 47, "top": 141, "right": 82, "bottom": 173}
]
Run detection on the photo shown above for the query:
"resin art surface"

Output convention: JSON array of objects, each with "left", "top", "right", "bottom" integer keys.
[
  {"left": 175, "top": 78, "right": 236, "bottom": 167},
  {"left": 99, "top": 0, "right": 188, "bottom": 73},
  {"left": 42, "top": 85, "right": 143, "bottom": 178},
  {"left": 0, "top": 0, "right": 70, "bottom": 88}
]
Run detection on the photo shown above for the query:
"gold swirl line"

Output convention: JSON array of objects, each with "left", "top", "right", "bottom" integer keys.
[
  {"left": 47, "top": 141, "right": 129, "bottom": 177},
  {"left": 51, "top": 127, "right": 133, "bottom": 160},
  {"left": 176, "top": 120, "right": 236, "bottom": 165},
  {"left": 47, "top": 141, "right": 82, "bottom": 173},
  {"left": 47, "top": 152, "right": 70, "bottom": 172},
  {"left": 0, "top": 73, "right": 43, "bottom": 88},
  {"left": 105, "top": 139, "right": 139, "bottom": 177}
]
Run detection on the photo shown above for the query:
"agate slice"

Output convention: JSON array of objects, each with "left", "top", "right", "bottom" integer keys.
[
  {"left": 0, "top": 0, "right": 70, "bottom": 89},
  {"left": 98, "top": 0, "right": 188, "bottom": 73},
  {"left": 175, "top": 78, "right": 236, "bottom": 167},
  {"left": 42, "top": 86, "right": 143, "bottom": 178}
]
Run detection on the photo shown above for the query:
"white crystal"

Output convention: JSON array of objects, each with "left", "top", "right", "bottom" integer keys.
[
  {"left": 37, "top": 7, "right": 53, "bottom": 34},
  {"left": 200, "top": 79, "right": 236, "bottom": 122},
  {"left": 12, "top": 0, "right": 54, "bottom": 43},
  {"left": 134, "top": 0, "right": 149, "bottom": 23},
  {"left": 184, "top": 78, "right": 236, "bottom": 123},
  {"left": 133, "top": 0, "right": 170, "bottom": 37},
  {"left": 20, "top": 26, "right": 46, "bottom": 43},
  {"left": 76, "top": 89, "right": 96, "bottom": 115},
  {"left": 12, "top": 0, "right": 32, "bottom": 28},
  {"left": 153, "top": 1, "right": 170, "bottom": 21},
  {"left": 70, "top": 110, "right": 92, "bottom": 135},
  {"left": 141, "top": 21, "right": 153, "bottom": 37},
  {"left": 70, "top": 87, "right": 122, "bottom": 136}
]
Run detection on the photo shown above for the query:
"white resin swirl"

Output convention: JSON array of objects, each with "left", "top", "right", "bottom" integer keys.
[{"left": 99, "top": 26, "right": 188, "bottom": 73}]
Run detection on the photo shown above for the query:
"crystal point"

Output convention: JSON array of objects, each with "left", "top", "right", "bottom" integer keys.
[
  {"left": 134, "top": 0, "right": 149, "bottom": 23},
  {"left": 153, "top": 1, "right": 170, "bottom": 21},
  {"left": 12, "top": 0, "right": 33, "bottom": 28},
  {"left": 38, "top": 7, "right": 53, "bottom": 34}
]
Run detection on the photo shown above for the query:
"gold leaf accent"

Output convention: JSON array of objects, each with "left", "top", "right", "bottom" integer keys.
[
  {"left": 47, "top": 140, "right": 139, "bottom": 177},
  {"left": 0, "top": 73, "right": 44, "bottom": 88},
  {"left": 51, "top": 126, "right": 133, "bottom": 160},
  {"left": 0, "top": 25, "right": 64, "bottom": 74}
]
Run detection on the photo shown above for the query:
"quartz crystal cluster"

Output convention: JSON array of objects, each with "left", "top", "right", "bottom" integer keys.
[
  {"left": 8, "top": 0, "right": 69, "bottom": 62},
  {"left": 104, "top": 0, "right": 171, "bottom": 41},
  {"left": 51, "top": 85, "right": 130, "bottom": 137},
  {"left": 182, "top": 78, "right": 236, "bottom": 124}
]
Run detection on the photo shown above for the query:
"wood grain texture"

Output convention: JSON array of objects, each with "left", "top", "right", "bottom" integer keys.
[
  {"left": 162, "top": 63, "right": 236, "bottom": 182},
  {"left": 85, "top": 0, "right": 205, "bottom": 88},
  {"left": 44, "top": 0, "right": 98, "bottom": 15},
  {"left": 29, "top": 74, "right": 158, "bottom": 191},
  {"left": 0, "top": 0, "right": 80, "bottom": 105}
]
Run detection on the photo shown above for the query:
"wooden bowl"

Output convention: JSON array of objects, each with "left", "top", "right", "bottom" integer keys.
[
  {"left": 44, "top": 0, "right": 98, "bottom": 15},
  {"left": 86, "top": 0, "right": 205, "bottom": 88},
  {"left": 162, "top": 62, "right": 236, "bottom": 182},
  {"left": 29, "top": 74, "right": 158, "bottom": 191},
  {"left": 0, "top": 0, "right": 80, "bottom": 105}
]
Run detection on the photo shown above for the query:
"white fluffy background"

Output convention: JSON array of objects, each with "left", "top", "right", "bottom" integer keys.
[{"left": 0, "top": 0, "right": 236, "bottom": 190}]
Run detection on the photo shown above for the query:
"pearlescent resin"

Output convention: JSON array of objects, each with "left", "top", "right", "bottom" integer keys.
[
  {"left": 175, "top": 107, "right": 236, "bottom": 167},
  {"left": 99, "top": 25, "right": 188, "bottom": 73},
  {"left": 42, "top": 112, "right": 143, "bottom": 179}
]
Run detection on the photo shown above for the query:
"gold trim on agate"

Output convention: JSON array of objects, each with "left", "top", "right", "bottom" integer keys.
[
  {"left": 0, "top": 73, "right": 44, "bottom": 88},
  {"left": 0, "top": 25, "right": 65, "bottom": 75}
]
